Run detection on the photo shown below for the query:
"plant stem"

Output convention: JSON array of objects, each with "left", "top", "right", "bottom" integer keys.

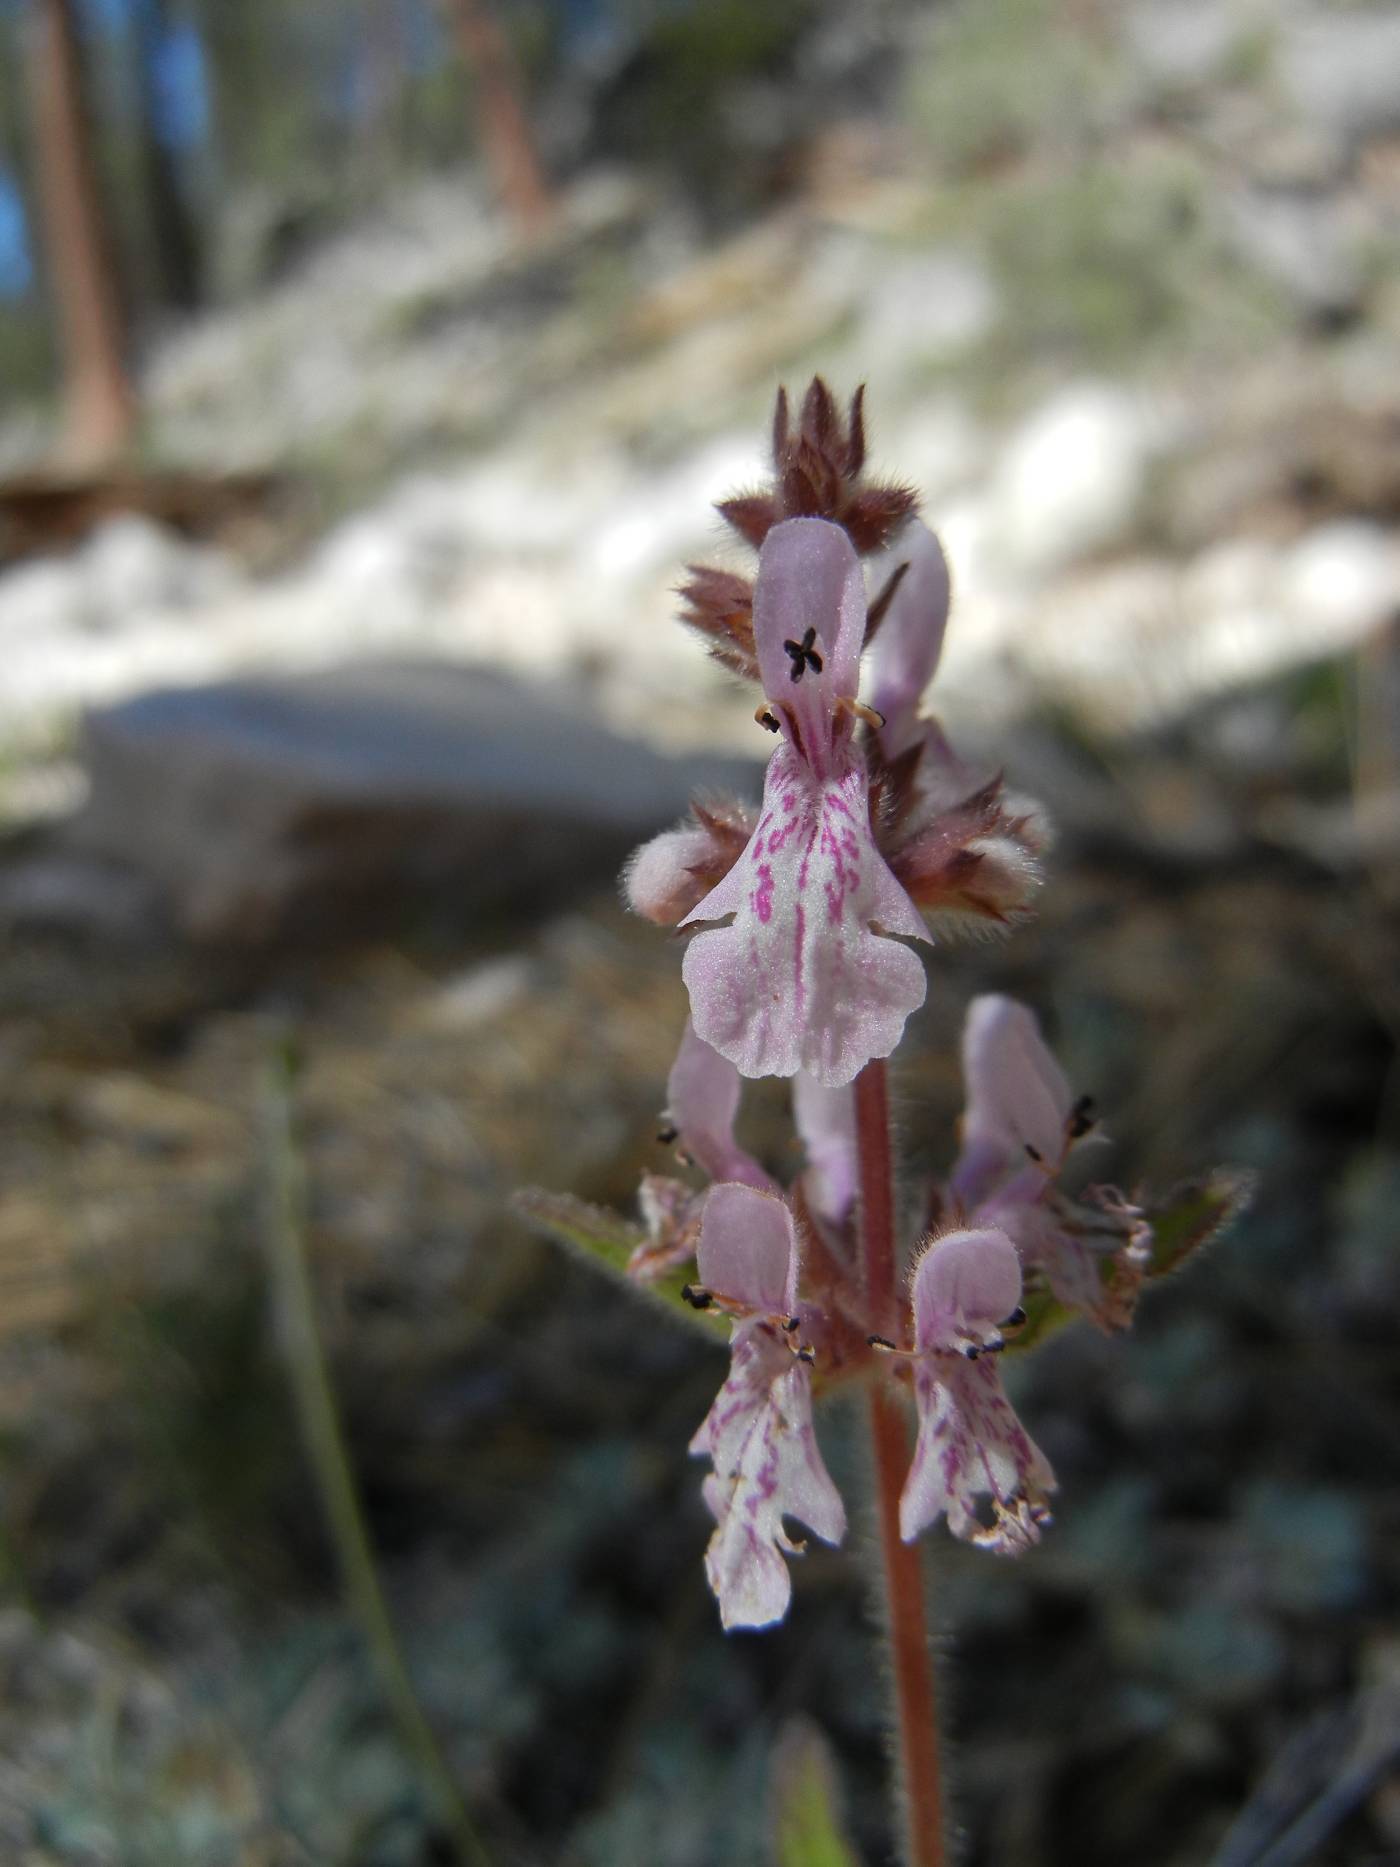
[
  {"left": 855, "top": 1060, "right": 946, "bottom": 1867},
  {"left": 262, "top": 1047, "right": 490, "bottom": 1867}
]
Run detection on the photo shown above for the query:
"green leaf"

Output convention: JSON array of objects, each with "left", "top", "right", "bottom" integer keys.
[
  {"left": 770, "top": 1718, "right": 862, "bottom": 1867},
  {"left": 1004, "top": 1282, "right": 1076, "bottom": 1355},
  {"left": 1145, "top": 1168, "right": 1255, "bottom": 1278},
  {"left": 512, "top": 1188, "right": 725, "bottom": 1340},
  {"left": 1002, "top": 1167, "right": 1255, "bottom": 1356}
]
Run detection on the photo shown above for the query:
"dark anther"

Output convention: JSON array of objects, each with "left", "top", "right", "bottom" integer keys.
[
  {"left": 1068, "top": 1093, "right": 1096, "bottom": 1140},
  {"left": 783, "top": 1314, "right": 801, "bottom": 1332},
  {"left": 681, "top": 1284, "right": 713, "bottom": 1310},
  {"left": 964, "top": 1343, "right": 982, "bottom": 1360},
  {"left": 656, "top": 1122, "right": 679, "bottom": 1145},
  {"left": 756, "top": 707, "right": 781, "bottom": 733},
  {"left": 797, "top": 1345, "right": 816, "bottom": 1364},
  {"left": 1002, "top": 1305, "right": 1028, "bottom": 1329},
  {"left": 867, "top": 1333, "right": 897, "bottom": 1350},
  {"left": 783, "top": 626, "right": 823, "bottom": 683},
  {"left": 1024, "top": 1143, "right": 1044, "bottom": 1163}
]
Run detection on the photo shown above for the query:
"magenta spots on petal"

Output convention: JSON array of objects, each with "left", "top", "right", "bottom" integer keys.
[{"left": 753, "top": 862, "right": 775, "bottom": 924}]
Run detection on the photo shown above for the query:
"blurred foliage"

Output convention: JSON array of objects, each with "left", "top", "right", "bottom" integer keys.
[
  {"left": 771, "top": 1719, "right": 861, "bottom": 1867},
  {"left": 903, "top": 0, "right": 1124, "bottom": 176}
]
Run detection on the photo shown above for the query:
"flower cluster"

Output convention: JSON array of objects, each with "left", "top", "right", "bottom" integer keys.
[{"left": 589, "top": 382, "right": 1217, "bottom": 1630}]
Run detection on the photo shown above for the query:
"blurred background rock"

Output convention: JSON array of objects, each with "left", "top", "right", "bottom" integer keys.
[{"left": 0, "top": 1, "right": 1398, "bottom": 1863}]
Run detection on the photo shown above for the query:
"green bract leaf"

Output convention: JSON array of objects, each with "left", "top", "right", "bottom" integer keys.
[
  {"left": 1005, "top": 1281, "right": 1076, "bottom": 1354},
  {"left": 512, "top": 1187, "right": 725, "bottom": 1339},
  {"left": 771, "top": 1718, "right": 862, "bottom": 1867},
  {"left": 1145, "top": 1168, "right": 1255, "bottom": 1277}
]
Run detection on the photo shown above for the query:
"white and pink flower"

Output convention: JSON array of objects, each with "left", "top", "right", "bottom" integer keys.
[{"left": 688, "top": 1183, "right": 846, "bottom": 1630}]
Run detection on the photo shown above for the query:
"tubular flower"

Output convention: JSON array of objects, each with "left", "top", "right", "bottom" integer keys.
[
  {"left": 688, "top": 1184, "right": 846, "bottom": 1630},
  {"left": 951, "top": 995, "right": 1151, "bottom": 1331},
  {"left": 791, "top": 1071, "right": 858, "bottom": 1230},
  {"left": 866, "top": 521, "right": 1046, "bottom": 936},
  {"left": 899, "top": 1228, "right": 1056, "bottom": 1551},
  {"left": 680, "top": 517, "right": 929, "bottom": 1086},
  {"left": 627, "top": 1019, "right": 773, "bottom": 1282}
]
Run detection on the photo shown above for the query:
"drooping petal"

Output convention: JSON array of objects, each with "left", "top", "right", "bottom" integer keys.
[
  {"left": 952, "top": 996, "right": 1073, "bottom": 1207},
  {"left": 681, "top": 743, "right": 928, "bottom": 1086},
  {"left": 691, "top": 1329, "right": 846, "bottom": 1630},
  {"left": 899, "top": 1353, "right": 1056, "bottom": 1552},
  {"left": 696, "top": 1182, "right": 797, "bottom": 1317},
  {"left": 867, "top": 521, "right": 951, "bottom": 757},
  {"left": 911, "top": 1227, "right": 1024, "bottom": 1353},
  {"left": 752, "top": 519, "right": 865, "bottom": 780},
  {"left": 666, "top": 1021, "right": 774, "bottom": 1192},
  {"left": 792, "top": 1071, "right": 858, "bottom": 1228}
]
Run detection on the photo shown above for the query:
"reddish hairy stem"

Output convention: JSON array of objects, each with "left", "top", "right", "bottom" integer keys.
[{"left": 855, "top": 1059, "right": 946, "bottom": 1867}]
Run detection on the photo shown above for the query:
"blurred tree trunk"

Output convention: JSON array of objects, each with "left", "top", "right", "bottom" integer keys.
[
  {"left": 27, "top": 0, "right": 136, "bottom": 466},
  {"left": 440, "top": 0, "right": 552, "bottom": 236},
  {"left": 132, "top": 0, "right": 203, "bottom": 312}
]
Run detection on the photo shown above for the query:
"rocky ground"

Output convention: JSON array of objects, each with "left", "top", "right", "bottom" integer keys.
[{"left": 1, "top": 0, "right": 1400, "bottom": 1863}]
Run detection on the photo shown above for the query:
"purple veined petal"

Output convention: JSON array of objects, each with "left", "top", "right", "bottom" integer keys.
[
  {"left": 691, "top": 1337, "right": 846, "bottom": 1630},
  {"left": 753, "top": 518, "right": 865, "bottom": 781},
  {"left": 697, "top": 1182, "right": 798, "bottom": 1316},
  {"left": 899, "top": 1352, "right": 1056, "bottom": 1550},
  {"left": 681, "top": 742, "right": 928, "bottom": 1086},
  {"left": 911, "top": 1227, "right": 1023, "bottom": 1353},
  {"left": 952, "top": 996, "right": 1073, "bottom": 1206},
  {"left": 792, "top": 1071, "right": 858, "bottom": 1228},
  {"left": 867, "top": 521, "right": 952, "bottom": 757},
  {"left": 667, "top": 1021, "right": 775, "bottom": 1192}
]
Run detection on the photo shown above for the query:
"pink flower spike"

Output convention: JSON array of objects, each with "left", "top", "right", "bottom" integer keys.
[
  {"left": 696, "top": 1182, "right": 798, "bottom": 1316},
  {"left": 681, "top": 743, "right": 928, "bottom": 1085},
  {"left": 953, "top": 995, "right": 1073, "bottom": 1205},
  {"left": 792, "top": 1071, "right": 858, "bottom": 1227},
  {"left": 899, "top": 1227, "right": 1056, "bottom": 1550},
  {"left": 752, "top": 518, "right": 865, "bottom": 780},
  {"left": 866, "top": 521, "right": 951, "bottom": 758},
  {"left": 666, "top": 1022, "right": 775, "bottom": 1193}
]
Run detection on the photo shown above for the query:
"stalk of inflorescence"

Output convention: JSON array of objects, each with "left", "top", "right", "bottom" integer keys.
[{"left": 858, "top": 1059, "right": 946, "bottom": 1867}]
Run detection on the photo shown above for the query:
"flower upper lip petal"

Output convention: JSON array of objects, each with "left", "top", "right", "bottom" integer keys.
[{"left": 752, "top": 518, "right": 865, "bottom": 781}]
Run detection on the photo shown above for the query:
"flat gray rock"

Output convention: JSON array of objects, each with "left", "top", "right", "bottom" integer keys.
[{"left": 59, "top": 660, "right": 756, "bottom": 943}]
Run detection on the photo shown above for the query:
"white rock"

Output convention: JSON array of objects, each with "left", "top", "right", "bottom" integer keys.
[
  {"left": 856, "top": 250, "right": 998, "bottom": 368},
  {"left": 1123, "top": 0, "right": 1252, "bottom": 91},
  {"left": 1280, "top": 521, "right": 1400, "bottom": 644},
  {"left": 80, "top": 514, "right": 238, "bottom": 628},
  {"left": 1281, "top": 14, "right": 1400, "bottom": 149},
  {"left": 584, "top": 433, "right": 764, "bottom": 584},
  {"left": 1180, "top": 537, "right": 1278, "bottom": 619},
  {"left": 0, "top": 557, "right": 87, "bottom": 642},
  {"left": 991, "top": 384, "right": 1157, "bottom": 576},
  {"left": 882, "top": 400, "right": 985, "bottom": 505},
  {"left": 1224, "top": 187, "right": 1363, "bottom": 319}
]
